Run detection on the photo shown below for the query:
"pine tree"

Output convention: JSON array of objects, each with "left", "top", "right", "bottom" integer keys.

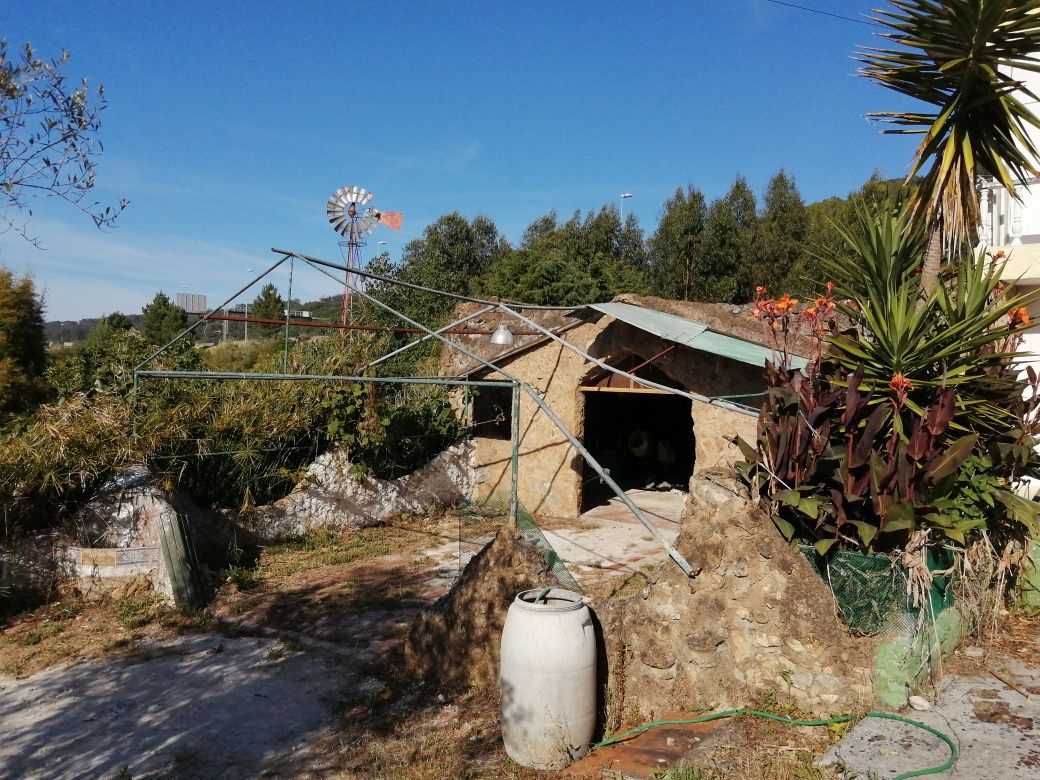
[
  {"left": 752, "top": 170, "right": 808, "bottom": 296},
  {"left": 140, "top": 292, "right": 188, "bottom": 345},
  {"left": 483, "top": 206, "right": 647, "bottom": 306},
  {"left": 250, "top": 283, "right": 285, "bottom": 339},
  {"left": 694, "top": 176, "right": 758, "bottom": 303}
]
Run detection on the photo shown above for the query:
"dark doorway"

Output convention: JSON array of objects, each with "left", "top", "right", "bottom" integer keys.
[{"left": 580, "top": 390, "right": 695, "bottom": 512}]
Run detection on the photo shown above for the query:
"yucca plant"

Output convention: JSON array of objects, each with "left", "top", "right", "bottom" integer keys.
[
  {"left": 859, "top": 0, "right": 1040, "bottom": 293},
  {"left": 823, "top": 199, "right": 1038, "bottom": 435}
]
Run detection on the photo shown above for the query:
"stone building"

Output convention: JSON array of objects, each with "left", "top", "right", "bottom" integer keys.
[{"left": 441, "top": 295, "right": 808, "bottom": 518}]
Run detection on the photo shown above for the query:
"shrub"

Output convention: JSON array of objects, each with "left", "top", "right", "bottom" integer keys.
[{"left": 738, "top": 200, "right": 1040, "bottom": 556}]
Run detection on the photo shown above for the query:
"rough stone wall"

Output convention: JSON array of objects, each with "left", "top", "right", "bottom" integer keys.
[
  {"left": 470, "top": 319, "right": 762, "bottom": 518},
  {"left": 472, "top": 327, "right": 594, "bottom": 518},
  {"left": 247, "top": 441, "right": 477, "bottom": 541},
  {"left": 600, "top": 473, "right": 876, "bottom": 719},
  {"left": 404, "top": 526, "right": 553, "bottom": 690},
  {"left": 65, "top": 466, "right": 214, "bottom": 606}
]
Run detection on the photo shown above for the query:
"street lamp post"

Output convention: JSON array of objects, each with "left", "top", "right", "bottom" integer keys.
[
  {"left": 619, "top": 192, "right": 633, "bottom": 223},
  {"left": 244, "top": 268, "right": 253, "bottom": 342}
]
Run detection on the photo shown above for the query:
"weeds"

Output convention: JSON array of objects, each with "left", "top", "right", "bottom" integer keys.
[
  {"left": 227, "top": 565, "right": 260, "bottom": 591},
  {"left": 652, "top": 764, "right": 710, "bottom": 780},
  {"left": 116, "top": 597, "right": 157, "bottom": 630}
]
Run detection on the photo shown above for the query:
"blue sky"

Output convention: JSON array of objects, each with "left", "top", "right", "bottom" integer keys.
[{"left": 1, "top": 0, "right": 920, "bottom": 320}]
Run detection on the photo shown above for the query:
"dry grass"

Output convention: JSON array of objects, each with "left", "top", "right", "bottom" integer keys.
[
  {"left": 262, "top": 686, "right": 589, "bottom": 780},
  {"left": 0, "top": 593, "right": 210, "bottom": 677},
  {"left": 0, "top": 514, "right": 470, "bottom": 677},
  {"left": 265, "top": 684, "right": 842, "bottom": 780}
]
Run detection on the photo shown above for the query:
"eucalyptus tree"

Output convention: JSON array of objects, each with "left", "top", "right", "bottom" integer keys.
[{"left": 648, "top": 185, "right": 708, "bottom": 301}]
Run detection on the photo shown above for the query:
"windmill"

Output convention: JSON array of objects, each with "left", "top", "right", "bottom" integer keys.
[{"left": 326, "top": 184, "right": 403, "bottom": 324}]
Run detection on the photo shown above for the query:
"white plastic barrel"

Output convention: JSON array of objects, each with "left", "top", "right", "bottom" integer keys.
[{"left": 499, "top": 587, "right": 597, "bottom": 769}]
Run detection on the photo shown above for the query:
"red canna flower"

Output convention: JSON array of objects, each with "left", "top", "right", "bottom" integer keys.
[
  {"left": 889, "top": 373, "right": 913, "bottom": 398},
  {"left": 1009, "top": 307, "right": 1031, "bottom": 328}
]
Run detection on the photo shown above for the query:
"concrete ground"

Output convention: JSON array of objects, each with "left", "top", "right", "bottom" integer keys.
[
  {"left": 821, "top": 645, "right": 1040, "bottom": 778},
  {"left": 0, "top": 633, "right": 355, "bottom": 780},
  {"left": 541, "top": 488, "right": 685, "bottom": 585}
]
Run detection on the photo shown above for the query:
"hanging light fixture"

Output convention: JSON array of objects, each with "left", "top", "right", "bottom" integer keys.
[{"left": 490, "top": 323, "right": 515, "bottom": 346}]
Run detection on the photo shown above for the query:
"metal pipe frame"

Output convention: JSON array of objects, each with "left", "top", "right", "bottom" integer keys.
[
  {"left": 497, "top": 303, "right": 757, "bottom": 418},
  {"left": 313, "top": 264, "right": 694, "bottom": 576},
  {"left": 361, "top": 304, "right": 497, "bottom": 373},
  {"left": 272, "top": 247, "right": 578, "bottom": 311},
  {"left": 133, "top": 253, "right": 292, "bottom": 375},
  {"left": 135, "top": 370, "right": 516, "bottom": 388},
  {"left": 510, "top": 382, "right": 520, "bottom": 527}
]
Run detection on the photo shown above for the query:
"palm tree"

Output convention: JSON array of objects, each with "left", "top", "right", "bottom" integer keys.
[{"left": 858, "top": 0, "right": 1040, "bottom": 295}]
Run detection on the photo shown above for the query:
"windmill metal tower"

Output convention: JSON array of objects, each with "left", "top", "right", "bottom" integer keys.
[{"left": 326, "top": 185, "right": 403, "bottom": 324}]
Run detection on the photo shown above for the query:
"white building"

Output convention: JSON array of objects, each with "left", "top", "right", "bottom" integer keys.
[{"left": 978, "top": 66, "right": 1040, "bottom": 365}]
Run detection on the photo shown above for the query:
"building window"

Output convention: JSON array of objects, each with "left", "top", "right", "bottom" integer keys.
[{"left": 472, "top": 386, "right": 513, "bottom": 440}]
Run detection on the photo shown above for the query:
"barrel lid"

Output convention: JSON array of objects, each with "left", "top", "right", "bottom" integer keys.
[{"left": 513, "top": 587, "right": 586, "bottom": 613}]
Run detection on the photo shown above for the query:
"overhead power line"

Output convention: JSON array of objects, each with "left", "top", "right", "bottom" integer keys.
[{"left": 762, "top": 0, "right": 879, "bottom": 27}]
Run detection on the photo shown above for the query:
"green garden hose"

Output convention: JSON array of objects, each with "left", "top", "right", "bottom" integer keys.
[{"left": 592, "top": 708, "right": 958, "bottom": 779}]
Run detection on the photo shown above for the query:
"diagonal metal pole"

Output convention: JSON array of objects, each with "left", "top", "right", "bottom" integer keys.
[
  {"left": 361, "top": 304, "right": 497, "bottom": 372},
  {"left": 132, "top": 252, "right": 293, "bottom": 440},
  {"left": 134, "top": 253, "right": 292, "bottom": 374},
  {"left": 510, "top": 382, "right": 520, "bottom": 527},
  {"left": 303, "top": 260, "right": 694, "bottom": 576},
  {"left": 273, "top": 248, "right": 577, "bottom": 310}
]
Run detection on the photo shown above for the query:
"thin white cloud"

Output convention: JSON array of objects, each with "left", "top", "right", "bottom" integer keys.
[{"left": 0, "top": 217, "right": 342, "bottom": 320}]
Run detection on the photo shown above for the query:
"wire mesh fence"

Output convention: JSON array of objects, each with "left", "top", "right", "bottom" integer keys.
[
  {"left": 450, "top": 499, "right": 582, "bottom": 593},
  {"left": 515, "top": 502, "right": 583, "bottom": 594},
  {"left": 800, "top": 546, "right": 954, "bottom": 637}
]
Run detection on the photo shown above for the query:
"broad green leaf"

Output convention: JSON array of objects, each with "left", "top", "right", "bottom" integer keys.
[
  {"left": 850, "top": 520, "right": 878, "bottom": 549},
  {"left": 772, "top": 489, "right": 801, "bottom": 507},
  {"left": 772, "top": 515, "right": 796, "bottom": 541},
  {"left": 882, "top": 500, "right": 916, "bottom": 533},
  {"left": 814, "top": 538, "right": 838, "bottom": 556},
  {"left": 925, "top": 434, "right": 978, "bottom": 483},
  {"left": 798, "top": 496, "right": 820, "bottom": 520}
]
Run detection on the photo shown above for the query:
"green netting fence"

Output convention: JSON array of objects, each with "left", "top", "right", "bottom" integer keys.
[
  {"left": 800, "top": 546, "right": 954, "bottom": 636},
  {"left": 515, "top": 502, "right": 583, "bottom": 594},
  {"left": 454, "top": 499, "right": 582, "bottom": 594}
]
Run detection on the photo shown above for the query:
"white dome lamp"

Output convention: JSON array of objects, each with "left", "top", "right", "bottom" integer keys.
[{"left": 490, "top": 323, "right": 515, "bottom": 346}]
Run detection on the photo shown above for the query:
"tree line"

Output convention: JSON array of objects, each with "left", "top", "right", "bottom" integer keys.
[{"left": 360, "top": 170, "right": 904, "bottom": 330}]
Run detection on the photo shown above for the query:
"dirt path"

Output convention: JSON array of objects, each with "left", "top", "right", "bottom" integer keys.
[
  {"left": 0, "top": 516, "right": 495, "bottom": 780},
  {"left": 821, "top": 626, "right": 1040, "bottom": 779},
  {"left": 0, "top": 633, "right": 353, "bottom": 779}
]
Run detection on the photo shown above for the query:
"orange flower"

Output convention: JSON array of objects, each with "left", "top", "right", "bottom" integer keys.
[
  {"left": 889, "top": 373, "right": 913, "bottom": 396},
  {"left": 993, "top": 250, "right": 1006, "bottom": 260},
  {"left": 755, "top": 285, "right": 767, "bottom": 297},
  {"left": 1009, "top": 307, "right": 1031, "bottom": 327},
  {"left": 802, "top": 306, "right": 817, "bottom": 319},
  {"left": 825, "top": 281, "right": 835, "bottom": 293}
]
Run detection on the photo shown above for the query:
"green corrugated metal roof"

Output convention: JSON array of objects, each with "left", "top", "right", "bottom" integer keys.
[{"left": 587, "top": 302, "right": 808, "bottom": 370}]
